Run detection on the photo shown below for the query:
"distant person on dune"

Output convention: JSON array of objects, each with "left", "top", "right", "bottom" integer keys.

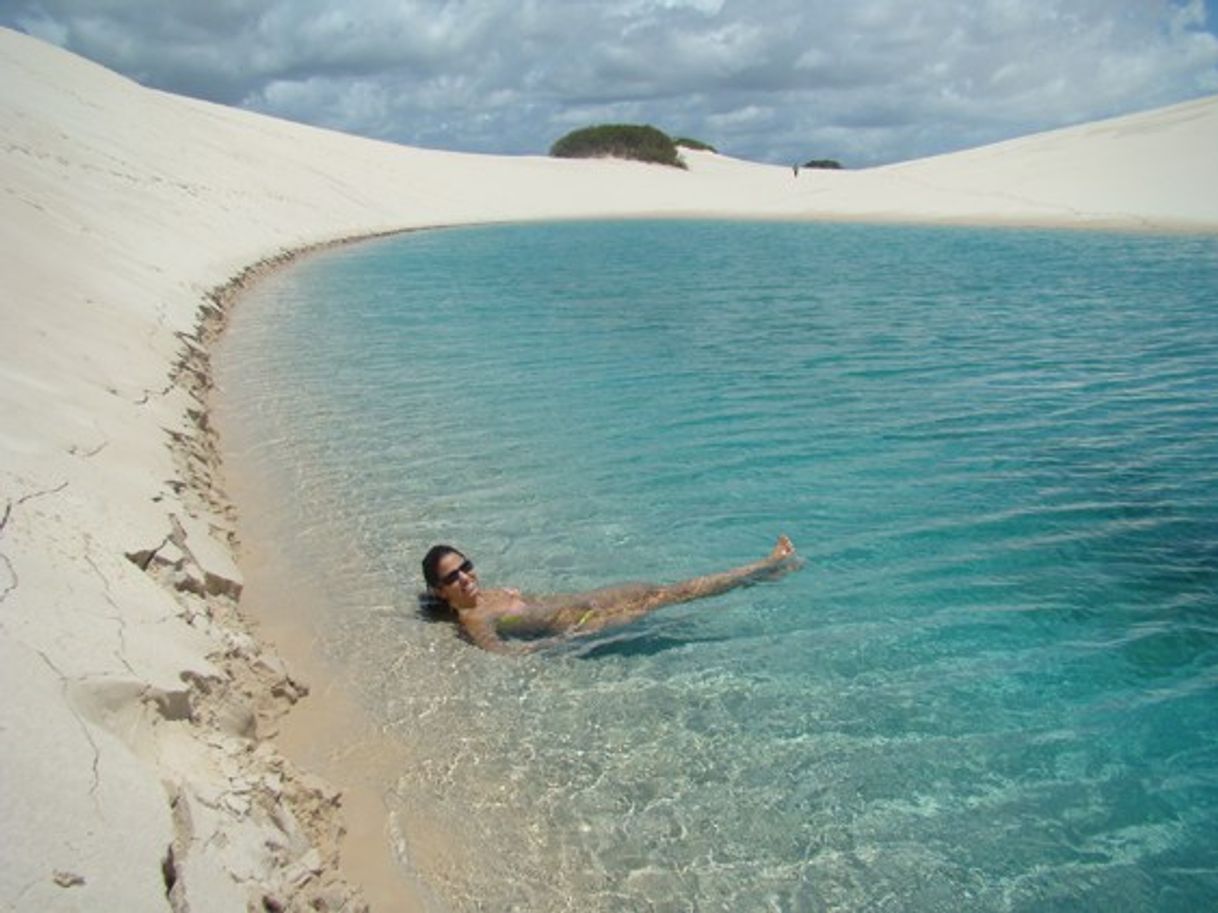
[{"left": 421, "top": 537, "right": 802, "bottom": 654}]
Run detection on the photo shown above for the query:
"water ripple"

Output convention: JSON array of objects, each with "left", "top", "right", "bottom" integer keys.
[{"left": 219, "top": 221, "right": 1218, "bottom": 912}]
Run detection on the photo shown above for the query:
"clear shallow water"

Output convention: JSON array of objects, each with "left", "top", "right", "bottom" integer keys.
[{"left": 218, "top": 221, "right": 1218, "bottom": 912}]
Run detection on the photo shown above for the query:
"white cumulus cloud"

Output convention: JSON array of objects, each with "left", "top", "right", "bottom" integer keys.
[{"left": 2, "top": 0, "right": 1216, "bottom": 165}]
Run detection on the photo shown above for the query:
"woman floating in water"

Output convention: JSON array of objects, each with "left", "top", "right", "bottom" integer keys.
[{"left": 421, "top": 536, "right": 801, "bottom": 654}]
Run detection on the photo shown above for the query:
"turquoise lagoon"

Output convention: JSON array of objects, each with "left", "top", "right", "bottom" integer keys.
[{"left": 217, "top": 221, "right": 1218, "bottom": 912}]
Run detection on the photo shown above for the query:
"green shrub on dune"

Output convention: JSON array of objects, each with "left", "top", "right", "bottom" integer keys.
[
  {"left": 550, "top": 124, "right": 687, "bottom": 168},
  {"left": 674, "top": 137, "right": 718, "bottom": 152}
]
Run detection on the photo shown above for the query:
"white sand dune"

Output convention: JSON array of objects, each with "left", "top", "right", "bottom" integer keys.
[{"left": 2, "top": 25, "right": 1216, "bottom": 912}]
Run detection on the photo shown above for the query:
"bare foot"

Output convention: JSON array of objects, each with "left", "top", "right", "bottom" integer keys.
[{"left": 770, "top": 535, "right": 795, "bottom": 561}]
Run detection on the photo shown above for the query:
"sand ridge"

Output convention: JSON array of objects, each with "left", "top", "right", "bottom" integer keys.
[{"left": 1, "top": 24, "right": 1216, "bottom": 913}]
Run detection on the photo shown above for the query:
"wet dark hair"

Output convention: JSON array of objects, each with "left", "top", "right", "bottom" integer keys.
[
  {"left": 417, "top": 590, "right": 453, "bottom": 620},
  {"left": 421, "top": 544, "right": 465, "bottom": 590}
]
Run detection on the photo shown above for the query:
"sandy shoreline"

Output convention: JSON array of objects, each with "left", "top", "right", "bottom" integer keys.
[
  {"left": 208, "top": 239, "right": 447, "bottom": 912},
  {"left": 2, "top": 25, "right": 1217, "bottom": 913}
]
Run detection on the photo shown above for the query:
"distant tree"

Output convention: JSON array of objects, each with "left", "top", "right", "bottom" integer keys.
[
  {"left": 802, "top": 159, "right": 843, "bottom": 170},
  {"left": 550, "top": 124, "right": 686, "bottom": 169},
  {"left": 674, "top": 137, "right": 718, "bottom": 153}
]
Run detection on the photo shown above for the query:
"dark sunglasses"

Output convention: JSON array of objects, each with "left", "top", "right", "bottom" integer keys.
[{"left": 438, "top": 559, "right": 474, "bottom": 587}]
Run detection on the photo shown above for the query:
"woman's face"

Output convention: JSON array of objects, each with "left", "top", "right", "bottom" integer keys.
[{"left": 434, "top": 551, "right": 480, "bottom": 609}]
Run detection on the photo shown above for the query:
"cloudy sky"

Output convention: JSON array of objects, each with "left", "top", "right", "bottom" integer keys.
[{"left": 3, "top": 0, "right": 1217, "bottom": 166}]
